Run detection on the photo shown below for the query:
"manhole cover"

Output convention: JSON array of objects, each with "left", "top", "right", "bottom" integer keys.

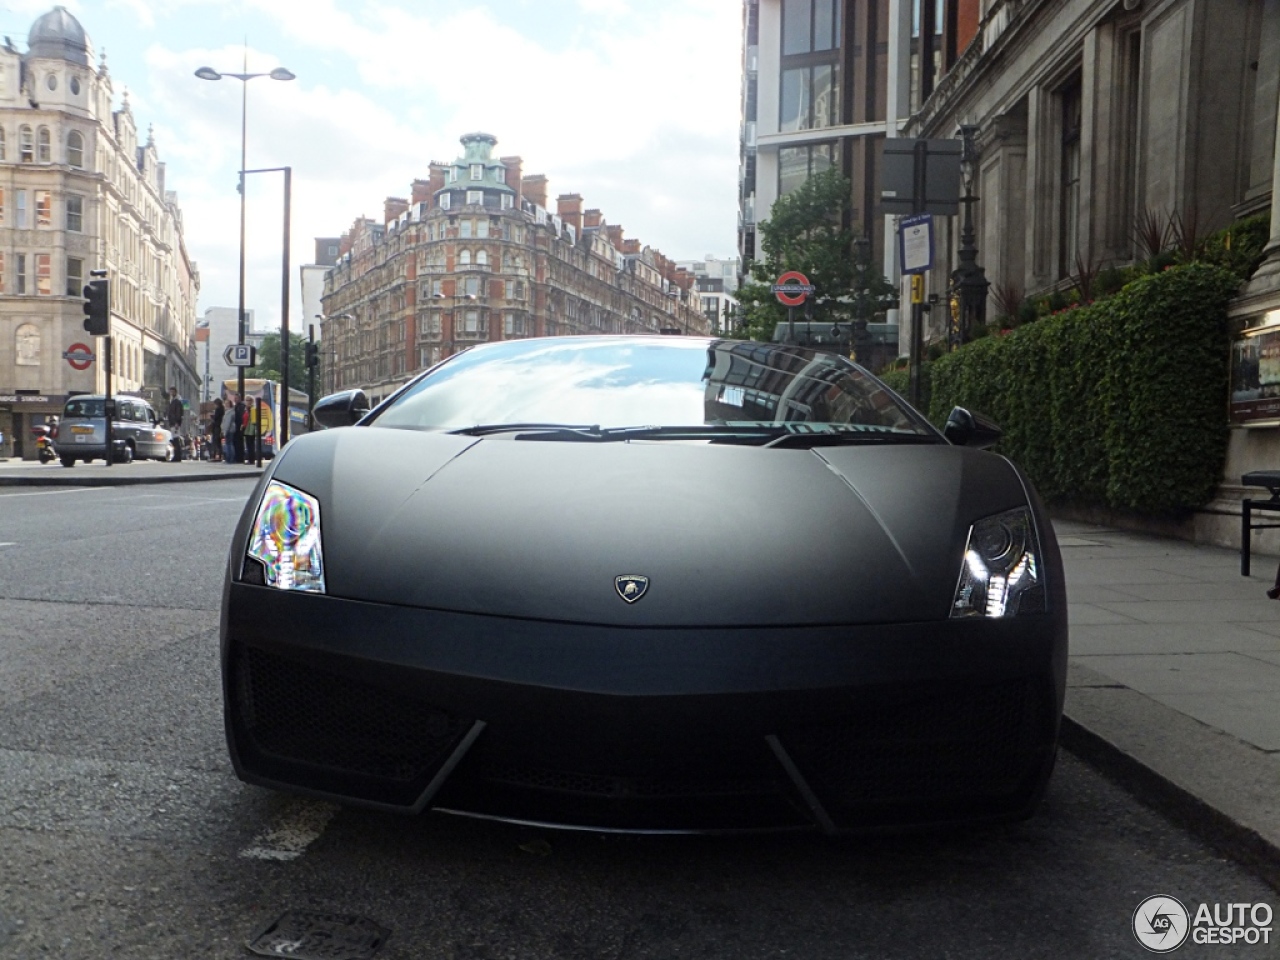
[{"left": 246, "top": 910, "right": 389, "bottom": 960}]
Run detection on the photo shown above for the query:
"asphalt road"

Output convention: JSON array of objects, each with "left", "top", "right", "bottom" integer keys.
[{"left": 0, "top": 479, "right": 1275, "bottom": 959}]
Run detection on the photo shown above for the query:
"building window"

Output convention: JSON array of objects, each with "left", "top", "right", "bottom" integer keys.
[
  {"left": 66, "top": 194, "right": 83, "bottom": 232},
  {"left": 460, "top": 219, "right": 472, "bottom": 239},
  {"left": 780, "top": 63, "right": 839, "bottom": 131},
  {"left": 37, "top": 126, "right": 50, "bottom": 162},
  {"left": 439, "top": 193, "right": 451, "bottom": 210},
  {"left": 67, "top": 130, "right": 83, "bottom": 168},
  {"left": 15, "top": 254, "right": 25, "bottom": 294},
  {"left": 501, "top": 194, "right": 514, "bottom": 209},
  {"left": 19, "top": 125, "right": 33, "bottom": 162},
  {"left": 1059, "top": 76, "right": 1082, "bottom": 278},
  {"left": 66, "top": 256, "right": 82, "bottom": 296},
  {"left": 464, "top": 276, "right": 480, "bottom": 298},
  {"left": 0, "top": 252, "right": 4, "bottom": 292},
  {"left": 470, "top": 163, "right": 483, "bottom": 180},
  {"left": 782, "top": 0, "right": 840, "bottom": 55},
  {"left": 70, "top": 75, "right": 80, "bottom": 95},
  {"left": 35, "top": 190, "right": 51, "bottom": 227},
  {"left": 458, "top": 249, "right": 471, "bottom": 266},
  {"left": 431, "top": 279, "right": 443, "bottom": 297},
  {"left": 476, "top": 219, "right": 489, "bottom": 239},
  {"left": 457, "top": 309, "right": 486, "bottom": 339},
  {"left": 16, "top": 190, "right": 26, "bottom": 228},
  {"left": 476, "top": 250, "right": 488, "bottom": 267},
  {"left": 778, "top": 141, "right": 836, "bottom": 196},
  {"left": 0, "top": 127, "right": 6, "bottom": 161},
  {"left": 466, "top": 190, "right": 483, "bottom": 206}
]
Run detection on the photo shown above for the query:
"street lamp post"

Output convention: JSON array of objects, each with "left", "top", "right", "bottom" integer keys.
[
  {"left": 952, "top": 122, "right": 989, "bottom": 349},
  {"left": 194, "top": 55, "right": 295, "bottom": 408},
  {"left": 853, "top": 235, "right": 873, "bottom": 365}
]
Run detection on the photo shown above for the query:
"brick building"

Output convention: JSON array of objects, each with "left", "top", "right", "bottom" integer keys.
[{"left": 320, "top": 132, "right": 708, "bottom": 403}]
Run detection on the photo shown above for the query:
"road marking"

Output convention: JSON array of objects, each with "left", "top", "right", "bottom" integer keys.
[
  {"left": 0, "top": 542, "right": 14, "bottom": 547},
  {"left": 1058, "top": 536, "right": 1105, "bottom": 547},
  {"left": 0, "top": 487, "right": 98, "bottom": 499},
  {"left": 239, "top": 799, "right": 340, "bottom": 861}
]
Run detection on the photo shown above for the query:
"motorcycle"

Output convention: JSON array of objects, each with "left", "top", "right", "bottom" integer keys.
[{"left": 32, "top": 424, "right": 56, "bottom": 463}]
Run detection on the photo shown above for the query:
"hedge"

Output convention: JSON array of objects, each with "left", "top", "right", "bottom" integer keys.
[{"left": 917, "top": 262, "right": 1240, "bottom": 514}]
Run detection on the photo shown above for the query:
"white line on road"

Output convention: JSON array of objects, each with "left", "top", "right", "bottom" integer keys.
[
  {"left": 239, "top": 799, "right": 340, "bottom": 861},
  {"left": 0, "top": 487, "right": 98, "bottom": 499}
]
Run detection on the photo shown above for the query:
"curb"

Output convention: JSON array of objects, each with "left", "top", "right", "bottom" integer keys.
[
  {"left": 0, "top": 466, "right": 263, "bottom": 487},
  {"left": 1062, "top": 667, "right": 1280, "bottom": 892}
]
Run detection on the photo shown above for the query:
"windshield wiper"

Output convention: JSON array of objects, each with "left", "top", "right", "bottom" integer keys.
[
  {"left": 761, "top": 430, "right": 935, "bottom": 449},
  {"left": 448, "top": 423, "right": 602, "bottom": 437}
]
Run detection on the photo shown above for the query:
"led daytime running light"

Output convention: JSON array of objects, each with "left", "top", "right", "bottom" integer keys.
[{"left": 952, "top": 508, "right": 1042, "bottom": 619}]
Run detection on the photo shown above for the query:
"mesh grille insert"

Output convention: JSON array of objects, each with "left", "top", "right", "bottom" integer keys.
[{"left": 234, "top": 645, "right": 472, "bottom": 783}]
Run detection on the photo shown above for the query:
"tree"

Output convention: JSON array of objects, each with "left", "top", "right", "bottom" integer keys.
[
  {"left": 252, "top": 331, "right": 310, "bottom": 390},
  {"left": 735, "top": 168, "right": 895, "bottom": 343}
]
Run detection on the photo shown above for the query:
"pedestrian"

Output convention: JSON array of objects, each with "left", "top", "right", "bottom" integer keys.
[
  {"left": 166, "top": 387, "right": 184, "bottom": 461},
  {"left": 210, "top": 397, "right": 224, "bottom": 462},
  {"left": 244, "top": 399, "right": 260, "bottom": 463},
  {"left": 232, "top": 393, "right": 247, "bottom": 464},
  {"left": 224, "top": 394, "right": 240, "bottom": 463}
]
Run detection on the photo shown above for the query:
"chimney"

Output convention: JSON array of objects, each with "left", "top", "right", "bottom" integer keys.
[
  {"left": 521, "top": 174, "right": 548, "bottom": 209},
  {"left": 384, "top": 196, "right": 409, "bottom": 224},
  {"left": 605, "top": 225, "right": 624, "bottom": 250},
  {"left": 429, "top": 162, "right": 448, "bottom": 206},
  {"left": 557, "top": 193, "right": 584, "bottom": 234},
  {"left": 500, "top": 155, "right": 523, "bottom": 199},
  {"left": 622, "top": 239, "right": 641, "bottom": 255},
  {"left": 584, "top": 209, "right": 603, "bottom": 229},
  {"left": 411, "top": 179, "right": 432, "bottom": 205}
]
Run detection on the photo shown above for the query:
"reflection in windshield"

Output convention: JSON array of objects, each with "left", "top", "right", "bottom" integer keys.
[{"left": 373, "top": 337, "right": 931, "bottom": 435}]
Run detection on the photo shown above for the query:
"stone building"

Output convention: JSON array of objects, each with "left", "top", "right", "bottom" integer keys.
[
  {"left": 901, "top": 0, "right": 1280, "bottom": 551},
  {"left": 321, "top": 132, "right": 707, "bottom": 403},
  {"left": 0, "top": 6, "right": 198, "bottom": 457}
]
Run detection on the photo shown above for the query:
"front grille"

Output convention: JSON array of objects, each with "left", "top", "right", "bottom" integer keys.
[
  {"left": 475, "top": 762, "right": 784, "bottom": 800},
  {"left": 233, "top": 645, "right": 472, "bottom": 785},
  {"left": 781, "top": 680, "right": 1050, "bottom": 822}
]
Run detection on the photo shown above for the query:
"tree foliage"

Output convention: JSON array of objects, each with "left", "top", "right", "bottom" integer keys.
[
  {"left": 252, "top": 332, "right": 315, "bottom": 398},
  {"left": 735, "top": 168, "right": 895, "bottom": 342}
]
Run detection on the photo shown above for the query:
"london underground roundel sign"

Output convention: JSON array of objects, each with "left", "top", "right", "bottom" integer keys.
[
  {"left": 64, "top": 342, "right": 94, "bottom": 371},
  {"left": 772, "top": 270, "right": 815, "bottom": 307}
]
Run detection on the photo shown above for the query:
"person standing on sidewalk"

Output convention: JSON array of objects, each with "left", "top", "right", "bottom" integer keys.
[
  {"left": 166, "top": 387, "right": 184, "bottom": 461},
  {"left": 209, "top": 397, "right": 224, "bottom": 462}
]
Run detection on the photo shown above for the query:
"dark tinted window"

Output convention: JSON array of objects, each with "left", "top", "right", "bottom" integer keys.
[{"left": 64, "top": 397, "right": 103, "bottom": 419}]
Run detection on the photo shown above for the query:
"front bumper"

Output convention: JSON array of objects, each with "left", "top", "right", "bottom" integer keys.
[{"left": 221, "top": 584, "right": 1067, "bottom": 833}]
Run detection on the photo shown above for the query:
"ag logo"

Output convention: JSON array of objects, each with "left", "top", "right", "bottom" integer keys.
[
  {"left": 1133, "top": 895, "right": 1190, "bottom": 953},
  {"left": 614, "top": 575, "right": 649, "bottom": 603}
]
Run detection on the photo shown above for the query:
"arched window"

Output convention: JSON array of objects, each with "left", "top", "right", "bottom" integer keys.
[
  {"left": 458, "top": 249, "right": 471, "bottom": 266},
  {"left": 67, "top": 130, "right": 83, "bottom": 168},
  {"left": 0, "top": 127, "right": 6, "bottom": 161},
  {"left": 37, "top": 127, "right": 50, "bottom": 163},
  {"left": 476, "top": 250, "right": 488, "bottom": 267},
  {"left": 19, "top": 125, "right": 33, "bottom": 162},
  {"left": 15, "top": 323, "right": 40, "bottom": 366}
]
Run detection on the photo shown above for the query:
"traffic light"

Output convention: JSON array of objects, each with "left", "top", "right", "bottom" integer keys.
[
  {"left": 305, "top": 341, "right": 319, "bottom": 368},
  {"left": 82, "top": 278, "right": 109, "bottom": 336}
]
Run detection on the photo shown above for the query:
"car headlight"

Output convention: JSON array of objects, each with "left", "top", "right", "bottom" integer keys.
[
  {"left": 951, "top": 507, "right": 1044, "bottom": 618},
  {"left": 243, "top": 480, "right": 325, "bottom": 593}
]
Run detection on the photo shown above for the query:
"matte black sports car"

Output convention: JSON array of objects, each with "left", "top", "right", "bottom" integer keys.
[{"left": 221, "top": 336, "right": 1067, "bottom": 833}]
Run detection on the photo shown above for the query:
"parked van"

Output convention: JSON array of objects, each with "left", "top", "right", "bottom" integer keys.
[{"left": 56, "top": 394, "right": 177, "bottom": 466}]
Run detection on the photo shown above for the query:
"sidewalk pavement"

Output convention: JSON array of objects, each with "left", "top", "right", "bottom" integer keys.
[
  {"left": 1053, "top": 517, "right": 1280, "bottom": 888},
  {"left": 0, "top": 456, "right": 262, "bottom": 485},
  {"left": 0, "top": 456, "right": 1276, "bottom": 883}
]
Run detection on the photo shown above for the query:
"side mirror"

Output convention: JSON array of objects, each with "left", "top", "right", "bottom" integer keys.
[
  {"left": 312, "top": 389, "right": 371, "bottom": 429},
  {"left": 943, "top": 406, "right": 1003, "bottom": 449}
]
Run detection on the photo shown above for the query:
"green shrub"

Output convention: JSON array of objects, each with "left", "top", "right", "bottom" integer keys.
[{"left": 926, "top": 263, "right": 1239, "bottom": 514}]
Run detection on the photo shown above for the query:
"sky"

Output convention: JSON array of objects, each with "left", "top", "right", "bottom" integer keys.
[{"left": 0, "top": 0, "right": 743, "bottom": 334}]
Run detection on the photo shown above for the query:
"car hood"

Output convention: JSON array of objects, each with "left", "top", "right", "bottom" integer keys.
[{"left": 258, "top": 427, "right": 1036, "bottom": 627}]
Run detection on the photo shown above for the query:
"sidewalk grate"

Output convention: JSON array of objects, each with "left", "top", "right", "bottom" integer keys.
[{"left": 246, "top": 910, "right": 389, "bottom": 959}]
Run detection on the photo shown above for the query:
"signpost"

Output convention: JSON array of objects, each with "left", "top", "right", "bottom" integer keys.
[
  {"left": 771, "top": 271, "right": 816, "bottom": 344},
  {"left": 62, "top": 343, "right": 94, "bottom": 371},
  {"left": 224, "top": 344, "right": 256, "bottom": 367}
]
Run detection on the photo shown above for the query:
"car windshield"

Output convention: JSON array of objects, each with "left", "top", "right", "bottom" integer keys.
[
  {"left": 63, "top": 398, "right": 104, "bottom": 419},
  {"left": 372, "top": 337, "right": 934, "bottom": 438}
]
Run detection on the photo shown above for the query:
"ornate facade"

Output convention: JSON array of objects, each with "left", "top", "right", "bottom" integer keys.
[
  {"left": 0, "top": 6, "right": 198, "bottom": 457},
  {"left": 321, "top": 133, "right": 707, "bottom": 403}
]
